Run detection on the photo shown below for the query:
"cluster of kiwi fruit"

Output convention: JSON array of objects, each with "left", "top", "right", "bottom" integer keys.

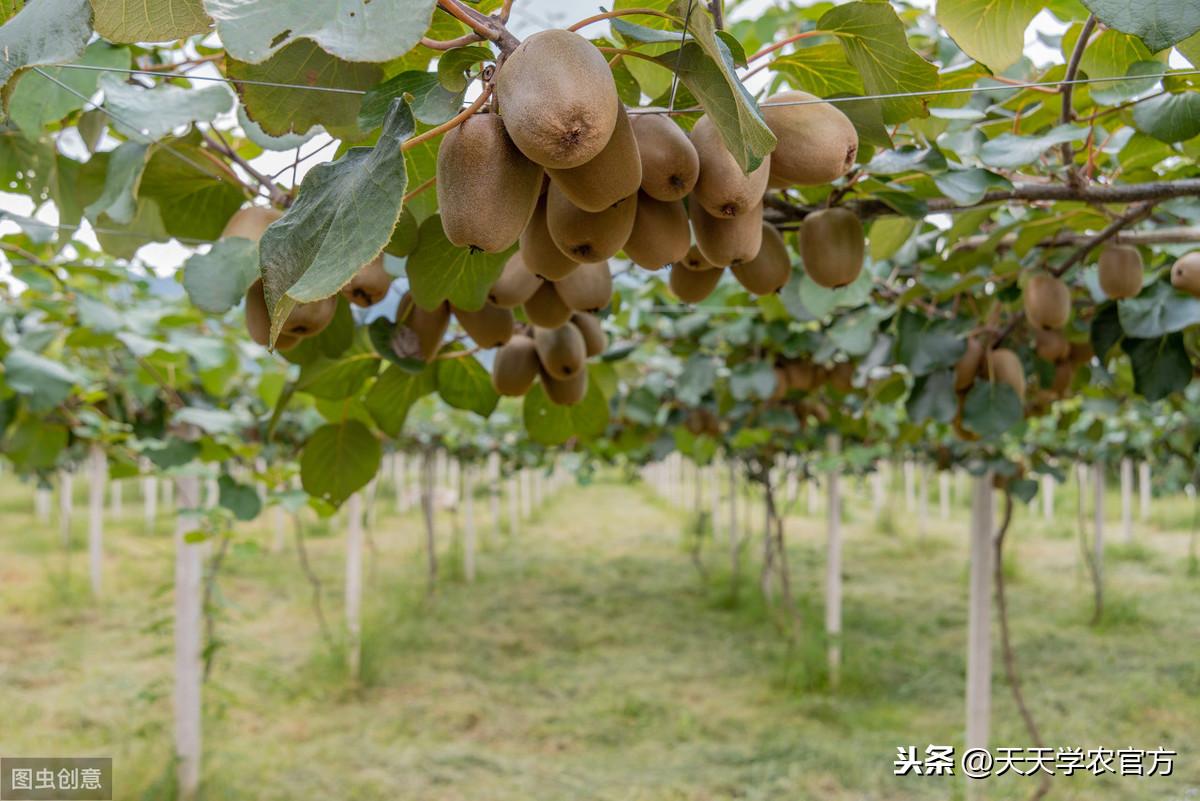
[
  {"left": 437, "top": 28, "right": 866, "bottom": 324},
  {"left": 223, "top": 207, "right": 393, "bottom": 350}
]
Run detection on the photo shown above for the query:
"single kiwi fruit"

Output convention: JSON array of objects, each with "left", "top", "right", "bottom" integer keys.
[
  {"left": 731, "top": 224, "right": 791, "bottom": 295},
  {"left": 785, "top": 359, "right": 816, "bottom": 392},
  {"left": 622, "top": 193, "right": 690, "bottom": 270},
  {"left": 341, "top": 255, "right": 392, "bottom": 307},
  {"left": 522, "top": 280, "right": 573, "bottom": 328},
  {"left": 489, "top": 252, "right": 544, "bottom": 308},
  {"left": 954, "top": 337, "right": 983, "bottom": 392},
  {"left": 396, "top": 293, "right": 450, "bottom": 362},
  {"left": 452, "top": 302, "right": 514, "bottom": 348},
  {"left": 437, "top": 112, "right": 544, "bottom": 252},
  {"left": 668, "top": 263, "right": 723, "bottom": 303},
  {"left": 546, "top": 103, "right": 641, "bottom": 212},
  {"left": 630, "top": 113, "right": 699, "bottom": 201},
  {"left": 1069, "top": 341, "right": 1095, "bottom": 365},
  {"left": 1034, "top": 327, "right": 1070, "bottom": 363},
  {"left": 540, "top": 364, "right": 588, "bottom": 406},
  {"left": 984, "top": 348, "right": 1025, "bottom": 401},
  {"left": 828, "top": 361, "right": 855, "bottom": 393},
  {"left": 1097, "top": 244, "right": 1143, "bottom": 300},
  {"left": 244, "top": 279, "right": 299, "bottom": 350},
  {"left": 1170, "top": 252, "right": 1200, "bottom": 298},
  {"left": 495, "top": 29, "right": 619, "bottom": 169},
  {"left": 690, "top": 114, "right": 771, "bottom": 219},
  {"left": 546, "top": 184, "right": 637, "bottom": 263},
  {"left": 769, "top": 366, "right": 789, "bottom": 402},
  {"left": 273, "top": 291, "right": 337, "bottom": 339},
  {"left": 519, "top": 195, "right": 579, "bottom": 280},
  {"left": 691, "top": 199, "right": 764, "bottom": 266},
  {"left": 222, "top": 206, "right": 281, "bottom": 241},
  {"left": 571, "top": 312, "right": 606, "bottom": 357},
  {"left": 553, "top": 260, "right": 612, "bottom": 312},
  {"left": 1051, "top": 360, "right": 1074, "bottom": 396},
  {"left": 534, "top": 324, "right": 587, "bottom": 380},
  {"left": 678, "top": 244, "right": 717, "bottom": 272},
  {"left": 800, "top": 207, "right": 864, "bottom": 289},
  {"left": 1023, "top": 274, "right": 1071, "bottom": 330},
  {"left": 492, "top": 334, "right": 540, "bottom": 396},
  {"left": 760, "top": 91, "right": 858, "bottom": 187}
]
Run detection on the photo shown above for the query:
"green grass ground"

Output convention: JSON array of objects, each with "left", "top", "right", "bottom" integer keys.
[{"left": 0, "top": 470, "right": 1197, "bottom": 800}]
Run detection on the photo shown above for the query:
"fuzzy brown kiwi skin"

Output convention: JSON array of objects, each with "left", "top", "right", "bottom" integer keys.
[
  {"left": 341, "top": 255, "right": 392, "bottom": 307},
  {"left": 1097, "top": 244, "right": 1143, "bottom": 300},
  {"left": 522, "top": 281, "right": 574, "bottom": 328},
  {"left": 630, "top": 113, "right": 699, "bottom": 202},
  {"left": 540, "top": 364, "right": 589, "bottom": 405},
  {"left": 519, "top": 195, "right": 579, "bottom": 280},
  {"left": 1023, "top": 274, "right": 1071, "bottom": 330},
  {"left": 800, "top": 207, "right": 864, "bottom": 289},
  {"left": 281, "top": 295, "right": 338, "bottom": 338},
  {"left": 553, "top": 260, "right": 612, "bottom": 312},
  {"left": 244, "top": 278, "right": 300, "bottom": 350},
  {"left": 691, "top": 200, "right": 764, "bottom": 267},
  {"left": 222, "top": 206, "right": 282, "bottom": 241},
  {"left": 1034, "top": 327, "right": 1070, "bottom": 363},
  {"left": 784, "top": 359, "right": 816, "bottom": 391},
  {"left": 492, "top": 334, "right": 540, "bottom": 396},
  {"left": 731, "top": 224, "right": 791, "bottom": 295},
  {"left": 1170, "top": 252, "right": 1200, "bottom": 298},
  {"left": 495, "top": 29, "right": 619, "bottom": 170},
  {"left": 489, "top": 252, "right": 544, "bottom": 309},
  {"left": 760, "top": 91, "right": 858, "bottom": 187},
  {"left": 452, "top": 302, "right": 515, "bottom": 349},
  {"left": 546, "top": 103, "right": 642, "bottom": 213},
  {"left": 545, "top": 185, "right": 637, "bottom": 264},
  {"left": 437, "top": 112, "right": 544, "bottom": 253},
  {"left": 533, "top": 324, "right": 587, "bottom": 380},
  {"left": 571, "top": 312, "right": 606, "bottom": 357},
  {"left": 622, "top": 193, "right": 690, "bottom": 270},
  {"left": 668, "top": 263, "right": 723, "bottom": 303},
  {"left": 679, "top": 244, "right": 718, "bottom": 272},
  {"left": 984, "top": 348, "right": 1026, "bottom": 402},
  {"left": 954, "top": 337, "right": 983, "bottom": 392},
  {"left": 398, "top": 293, "right": 451, "bottom": 362},
  {"left": 690, "top": 114, "right": 771, "bottom": 219}
]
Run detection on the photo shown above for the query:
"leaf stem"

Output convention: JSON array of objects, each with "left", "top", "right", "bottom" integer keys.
[
  {"left": 746, "top": 30, "right": 823, "bottom": 64},
  {"left": 567, "top": 8, "right": 675, "bottom": 31}
]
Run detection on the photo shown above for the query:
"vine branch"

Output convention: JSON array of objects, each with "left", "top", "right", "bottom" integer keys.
[
  {"left": 200, "top": 130, "right": 291, "bottom": 208},
  {"left": 435, "top": 0, "right": 520, "bottom": 55},
  {"left": 1049, "top": 201, "right": 1157, "bottom": 277},
  {"left": 567, "top": 8, "right": 674, "bottom": 31},
  {"left": 1060, "top": 14, "right": 1097, "bottom": 180}
]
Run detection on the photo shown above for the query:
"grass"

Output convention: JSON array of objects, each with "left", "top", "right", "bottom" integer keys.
[{"left": 0, "top": 471, "right": 1198, "bottom": 800}]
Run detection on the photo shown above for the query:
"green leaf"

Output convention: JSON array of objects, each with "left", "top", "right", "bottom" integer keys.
[
  {"left": 978, "top": 124, "right": 1087, "bottom": 169},
  {"left": 300, "top": 420, "right": 381, "bottom": 506},
  {"left": 227, "top": 41, "right": 382, "bottom": 138},
  {"left": 1075, "top": 30, "right": 1160, "bottom": 104},
  {"left": 101, "top": 74, "right": 233, "bottom": 141},
  {"left": 90, "top": 0, "right": 210, "bottom": 42},
  {"left": 359, "top": 70, "right": 465, "bottom": 129},
  {"left": 6, "top": 421, "right": 68, "bottom": 469},
  {"left": 3, "top": 349, "right": 82, "bottom": 411},
  {"left": 84, "top": 141, "right": 148, "bottom": 225},
  {"left": 1179, "top": 32, "right": 1200, "bottom": 66},
  {"left": 1079, "top": 0, "right": 1200, "bottom": 52},
  {"left": 771, "top": 43, "right": 864, "bottom": 98},
  {"left": 144, "top": 438, "right": 201, "bottom": 470},
  {"left": 933, "top": 168, "right": 1013, "bottom": 205},
  {"left": 406, "top": 215, "right": 512, "bottom": 311},
  {"left": 436, "top": 354, "right": 498, "bottom": 417},
  {"left": 175, "top": 406, "right": 241, "bottom": 434},
  {"left": 138, "top": 142, "right": 246, "bottom": 241},
  {"left": 729, "top": 361, "right": 777, "bottom": 401},
  {"left": 218, "top": 474, "right": 261, "bottom": 521},
  {"left": 906, "top": 369, "right": 956, "bottom": 424},
  {"left": 437, "top": 45, "right": 493, "bottom": 92},
  {"left": 297, "top": 352, "right": 380, "bottom": 401},
  {"left": 676, "top": 354, "right": 717, "bottom": 407},
  {"left": 522, "top": 372, "right": 609, "bottom": 446},
  {"left": 818, "top": 1, "right": 940, "bottom": 125},
  {"left": 935, "top": 0, "right": 1042, "bottom": 73},
  {"left": 1091, "top": 301, "right": 1123, "bottom": 362},
  {"left": 364, "top": 364, "right": 436, "bottom": 437},
  {"left": 183, "top": 237, "right": 259, "bottom": 314},
  {"left": 8, "top": 42, "right": 129, "bottom": 137},
  {"left": 1132, "top": 92, "right": 1200, "bottom": 143},
  {"left": 1118, "top": 280, "right": 1200, "bottom": 338},
  {"left": 962, "top": 380, "right": 1023, "bottom": 438},
  {"left": 1122, "top": 334, "right": 1192, "bottom": 401},
  {"left": 868, "top": 215, "right": 915, "bottom": 261},
  {"left": 203, "top": 0, "right": 438, "bottom": 64},
  {"left": 894, "top": 311, "right": 966, "bottom": 376},
  {"left": 260, "top": 99, "right": 413, "bottom": 345},
  {"left": 0, "top": 0, "right": 92, "bottom": 92}
]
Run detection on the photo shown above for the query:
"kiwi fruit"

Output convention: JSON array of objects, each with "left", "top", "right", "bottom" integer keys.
[
  {"left": 630, "top": 113, "right": 699, "bottom": 201},
  {"left": 690, "top": 114, "right": 771, "bottom": 219},
  {"left": 770, "top": 367, "right": 789, "bottom": 402},
  {"left": 668, "top": 262, "right": 723, "bottom": 303},
  {"left": 545, "top": 184, "right": 637, "bottom": 263},
  {"left": 1170, "top": 252, "right": 1200, "bottom": 297},
  {"left": 1097, "top": 244, "right": 1143, "bottom": 300},
  {"left": 622, "top": 193, "right": 690, "bottom": 270},
  {"left": 495, "top": 29, "right": 619, "bottom": 169},
  {"left": 760, "top": 91, "right": 858, "bottom": 187},
  {"left": 253, "top": 284, "right": 336, "bottom": 339},
  {"left": 522, "top": 280, "right": 573, "bottom": 328},
  {"left": 341, "top": 255, "right": 392, "bottom": 307},
  {"left": 492, "top": 334, "right": 540, "bottom": 396},
  {"left": 1034, "top": 327, "right": 1070, "bottom": 363},
  {"left": 984, "top": 348, "right": 1025, "bottom": 401},
  {"left": 731, "top": 224, "right": 791, "bottom": 295},
  {"left": 438, "top": 112, "right": 544, "bottom": 252},
  {"left": 828, "top": 361, "right": 855, "bottom": 393},
  {"left": 553, "top": 260, "right": 612, "bottom": 311},
  {"left": 955, "top": 337, "right": 983, "bottom": 392},
  {"left": 800, "top": 208, "right": 864, "bottom": 289},
  {"left": 571, "top": 312, "right": 606, "bottom": 357},
  {"left": 244, "top": 279, "right": 299, "bottom": 350},
  {"left": 691, "top": 200, "right": 764, "bottom": 266},
  {"left": 678, "top": 244, "right": 717, "bottom": 272},
  {"left": 222, "top": 206, "right": 281, "bottom": 241},
  {"left": 785, "top": 359, "right": 816, "bottom": 391},
  {"left": 534, "top": 324, "right": 587, "bottom": 380},
  {"left": 546, "top": 103, "right": 641, "bottom": 212},
  {"left": 489, "top": 252, "right": 544, "bottom": 308},
  {"left": 1023, "top": 274, "right": 1071, "bottom": 330},
  {"left": 519, "top": 195, "right": 579, "bottom": 280},
  {"left": 396, "top": 293, "right": 451, "bottom": 362},
  {"left": 452, "top": 302, "right": 514, "bottom": 348},
  {"left": 1069, "top": 341, "right": 1095, "bottom": 365},
  {"left": 540, "top": 364, "right": 589, "bottom": 406},
  {"left": 1051, "top": 361, "right": 1074, "bottom": 396}
]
